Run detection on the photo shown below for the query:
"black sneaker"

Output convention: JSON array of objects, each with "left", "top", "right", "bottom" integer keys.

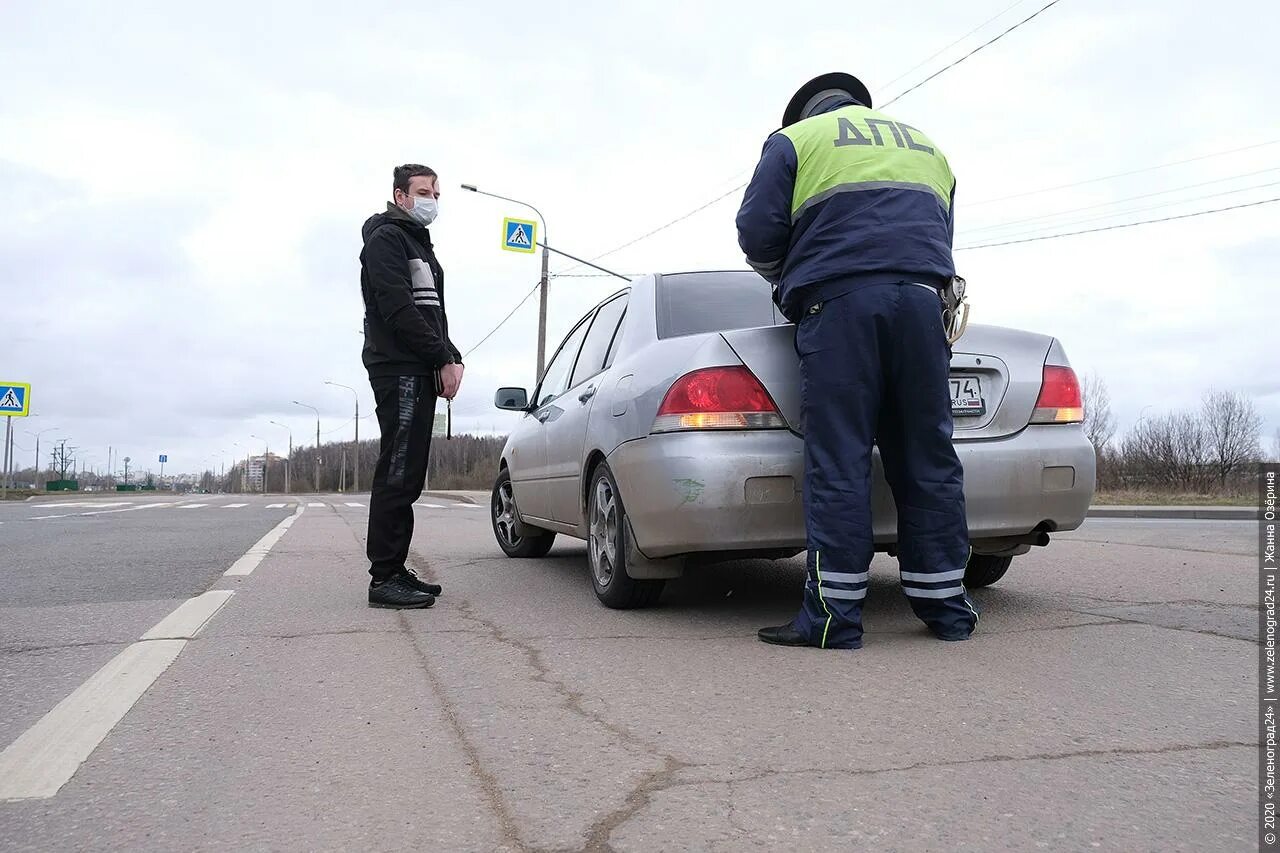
[
  {"left": 402, "top": 568, "right": 442, "bottom": 597},
  {"left": 369, "top": 574, "right": 436, "bottom": 609}
]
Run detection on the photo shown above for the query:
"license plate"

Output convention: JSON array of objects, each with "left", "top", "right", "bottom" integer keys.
[{"left": 950, "top": 375, "right": 985, "bottom": 417}]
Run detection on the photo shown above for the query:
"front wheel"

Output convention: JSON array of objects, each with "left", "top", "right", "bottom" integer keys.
[
  {"left": 963, "top": 554, "right": 1012, "bottom": 589},
  {"left": 491, "top": 469, "right": 555, "bottom": 558},
  {"left": 587, "top": 463, "right": 664, "bottom": 609}
]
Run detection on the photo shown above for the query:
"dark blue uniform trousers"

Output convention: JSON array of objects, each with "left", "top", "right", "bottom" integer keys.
[{"left": 792, "top": 282, "right": 977, "bottom": 649}]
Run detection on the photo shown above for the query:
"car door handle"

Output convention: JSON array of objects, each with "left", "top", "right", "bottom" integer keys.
[{"left": 578, "top": 386, "right": 597, "bottom": 404}]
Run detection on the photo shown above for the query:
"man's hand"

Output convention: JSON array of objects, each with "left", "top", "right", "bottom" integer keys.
[{"left": 440, "top": 362, "right": 465, "bottom": 400}]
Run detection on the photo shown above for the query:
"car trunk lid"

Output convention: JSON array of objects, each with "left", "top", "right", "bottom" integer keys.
[{"left": 718, "top": 323, "right": 1054, "bottom": 440}]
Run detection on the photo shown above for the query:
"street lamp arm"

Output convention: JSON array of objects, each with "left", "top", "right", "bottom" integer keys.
[{"left": 459, "top": 185, "right": 547, "bottom": 239}]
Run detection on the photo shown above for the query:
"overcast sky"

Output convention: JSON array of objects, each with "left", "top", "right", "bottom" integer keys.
[{"left": 2, "top": 0, "right": 1276, "bottom": 476}]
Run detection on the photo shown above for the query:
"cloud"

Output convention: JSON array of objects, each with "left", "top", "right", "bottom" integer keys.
[{"left": 0, "top": 0, "right": 1276, "bottom": 475}]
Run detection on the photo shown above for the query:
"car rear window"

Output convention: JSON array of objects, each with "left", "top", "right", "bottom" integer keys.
[{"left": 656, "top": 271, "right": 785, "bottom": 339}]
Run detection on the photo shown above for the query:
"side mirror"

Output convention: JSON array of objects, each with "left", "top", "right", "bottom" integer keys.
[{"left": 494, "top": 387, "right": 529, "bottom": 411}]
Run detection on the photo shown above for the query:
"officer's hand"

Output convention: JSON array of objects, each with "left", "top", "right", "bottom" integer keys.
[{"left": 440, "top": 362, "right": 464, "bottom": 400}]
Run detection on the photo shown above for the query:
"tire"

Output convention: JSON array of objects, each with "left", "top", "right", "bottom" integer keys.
[
  {"left": 963, "top": 553, "right": 1012, "bottom": 589},
  {"left": 491, "top": 469, "right": 556, "bottom": 558},
  {"left": 586, "top": 462, "right": 665, "bottom": 609}
]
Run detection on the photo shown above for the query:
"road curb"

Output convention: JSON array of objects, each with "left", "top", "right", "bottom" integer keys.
[{"left": 1088, "top": 505, "right": 1255, "bottom": 520}]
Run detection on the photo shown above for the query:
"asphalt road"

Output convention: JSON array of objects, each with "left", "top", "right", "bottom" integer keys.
[{"left": 0, "top": 492, "right": 1258, "bottom": 852}]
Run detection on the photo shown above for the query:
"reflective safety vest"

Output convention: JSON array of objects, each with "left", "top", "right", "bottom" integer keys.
[{"left": 736, "top": 100, "right": 957, "bottom": 321}]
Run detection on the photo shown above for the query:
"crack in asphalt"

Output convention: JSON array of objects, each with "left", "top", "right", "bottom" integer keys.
[
  {"left": 1063, "top": 607, "right": 1254, "bottom": 643},
  {"left": 1057, "top": 536, "right": 1254, "bottom": 557},
  {"left": 403, "top": 549, "right": 693, "bottom": 853},
  {"left": 0, "top": 639, "right": 130, "bottom": 654},
  {"left": 397, "top": 607, "right": 532, "bottom": 853},
  {"left": 653, "top": 738, "right": 1255, "bottom": 797}
]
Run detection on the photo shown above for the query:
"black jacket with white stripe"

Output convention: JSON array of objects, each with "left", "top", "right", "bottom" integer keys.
[{"left": 360, "top": 203, "right": 463, "bottom": 378}]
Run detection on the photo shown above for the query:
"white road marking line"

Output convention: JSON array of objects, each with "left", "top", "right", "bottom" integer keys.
[
  {"left": 140, "top": 591, "right": 236, "bottom": 640},
  {"left": 177, "top": 504, "right": 208, "bottom": 509},
  {"left": 266, "top": 503, "right": 286, "bottom": 509},
  {"left": 30, "top": 502, "right": 89, "bottom": 508},
  {"left": 223, "top": 505, "right": 305, "bottom": 577},
  {"left": 415, "top": 502, "right": 444, "bottom": 508},
  {"left": 307, "top": 502, "right": 324, "bottom": 507},
  {"left": 0, "top": 639, "right": 187, "bottom": 801},
  {"left": 0, "top": 498, "right": 313, "bottom": 801},
  {"left": 222, "top": 503, "right": 248, "bottom": 509},
  {"left": 344, "top": 502, "right": 366, "bottom": 508},
  {"left": 78, "top": 502, "right": 173, "bottom": 517},
  {"left": 30, "top": 514, "right": 75, "bottom": 520}
]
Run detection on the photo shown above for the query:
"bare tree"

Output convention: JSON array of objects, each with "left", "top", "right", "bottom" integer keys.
[
  {"left": 1201, "top": 390, "right": 1262, "bottom": 487},
  {"left": 1271, "top": 426, "right": 1280, "bottom": 463},
  {"left": 1121, "top": 410, "right": 1212, "bottom": 491},
  {"left": 1080, "top": 372, "right": 1117, "bottom": 452}
]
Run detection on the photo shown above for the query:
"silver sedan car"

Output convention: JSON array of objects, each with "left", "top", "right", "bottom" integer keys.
[{"left": 490, "top": 271, "right": 1095, "bottom": 608}]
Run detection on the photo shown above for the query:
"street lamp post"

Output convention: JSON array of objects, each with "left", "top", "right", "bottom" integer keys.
[
  {"left": 461, "top": 184, "right": 550, "bottom": 379},
  {"left": 25, "top": 426, "right": 57, "bottom": 490},
  {"left": 249, "top": 435, "right": 269, "bottom": 493},
  {"left": 268, "top": 420, "right": 293, "bottom": 494},
  {"left": 292, "top": 401, "right": 321, "bottom": 493},
  {"left": 325, "top": 382, "right": 360, "bottom": 493}
]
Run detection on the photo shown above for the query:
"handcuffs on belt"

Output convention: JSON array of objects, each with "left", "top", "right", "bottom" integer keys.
[{"left": 942, "top": 275, "right": 970, "bottom": 345}]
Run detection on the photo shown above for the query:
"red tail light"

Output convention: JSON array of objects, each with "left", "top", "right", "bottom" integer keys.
[
  {"left": 652, "top": 366, "right": 786, "bottom": 433},
  {"left": 1031, "top": 365, "right": 1084, "bottom": 424}
]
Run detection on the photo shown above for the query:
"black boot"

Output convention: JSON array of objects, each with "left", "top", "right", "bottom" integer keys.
[
  {"left": 369, "top": 573, "right": 436, "bottom": 609},
  {"left": 757, "top": 624, "right": 811, "bottom": 647}
]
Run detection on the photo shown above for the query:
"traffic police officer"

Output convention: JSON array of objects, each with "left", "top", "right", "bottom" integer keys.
[{"left": 737, "top": 72, "right": 978, "bottom": 649}]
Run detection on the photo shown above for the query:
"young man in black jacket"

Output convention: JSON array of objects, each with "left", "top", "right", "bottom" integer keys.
[{"left": 360, "top": 164, "right": 465, "bottom": 609}]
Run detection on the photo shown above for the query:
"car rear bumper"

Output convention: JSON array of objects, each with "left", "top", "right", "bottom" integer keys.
[{"left": 608, "top": 425, "right": 1096, "bottom": 559}]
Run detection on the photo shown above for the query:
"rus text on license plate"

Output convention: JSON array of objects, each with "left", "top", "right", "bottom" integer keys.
[{"left": 950, "top": 375, "right": 985, "bottom": 417}]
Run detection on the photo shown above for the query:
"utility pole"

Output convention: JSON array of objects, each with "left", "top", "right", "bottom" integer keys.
[
  {"left": 460, "top": 184, "right": 550, "bottom": 378},
  {"left": 325, "top": 382, "right": 360, "bottom": 493},
  {"left": 293, "top": 401, "right": 321, "bottom": 493},
  {"left": 2, "top": 416, "right": 11, "bottom": 499}
]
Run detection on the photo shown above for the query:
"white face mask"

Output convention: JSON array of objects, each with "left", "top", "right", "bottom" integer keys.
[{"left": 407, "top": 196, "right": 438, "bottom": 226}]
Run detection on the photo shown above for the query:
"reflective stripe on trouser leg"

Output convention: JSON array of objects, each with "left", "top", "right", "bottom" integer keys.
[
  {"left": 876, "top": 284, "right": 976, "bottom": 637},
  {"left": 791, "top": 289, "right": 891, "bottom": 650}
]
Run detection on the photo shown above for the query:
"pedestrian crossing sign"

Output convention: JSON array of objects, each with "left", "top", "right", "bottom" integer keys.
[
  {"left": 0, "top": 382, "right": 30, "bottom": 417},
  {"left": 502, "top": 217, "right": 537, "bottom": 254}
]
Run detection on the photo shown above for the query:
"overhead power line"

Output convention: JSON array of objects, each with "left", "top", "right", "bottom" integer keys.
[
  {"left": 552, "top": 0, "right": 1066, "bottom": 276},
  {"left": 961, "top": 166, "right": 1280, "bottom": 235},
  {"left": 956, "top": 196, "right": 1280, "bottom": 250},
  {"left": 968, "top": 139, "right": 1280, "bottom": 206},
  {"left": 463, "top": 281, "right": 542, "bottom": 360},
  {"left": 880, "top": 0, "right": 1065, "bottom": 108},
  {"left": 881, "top": 0, "right": 1030, "bottom": 90},
  {"left": 962, "top": 179, "right": 1280, "bottom": 242}
]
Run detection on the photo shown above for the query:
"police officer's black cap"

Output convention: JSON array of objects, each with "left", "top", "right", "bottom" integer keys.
[{"left": 782, "top": 72, "right": 873, "bottom": 127}]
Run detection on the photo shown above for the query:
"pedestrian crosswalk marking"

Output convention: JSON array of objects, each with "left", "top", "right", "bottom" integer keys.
[
  {"left": 223, "top": 503, "right": 248, "bottom": 508},
  {"left": 267, "top": 503, "right": 286, "bottom": 508},
  {"left": 416, "top": 503, "right": 444, "bottom": 508},
  {"left": 344, "top": 502, "right": 366, "bottom": 508},
  {"left": 307, "top": 502, "right": 324, "bottom": 507},
  {"left": 178, "top": 504, "right": 207, "bottom": 509}
]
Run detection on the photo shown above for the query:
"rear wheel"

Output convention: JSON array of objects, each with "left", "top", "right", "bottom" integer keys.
[
  {"left": 587, "top": 463, "right": 664, "bottom": 609},
  {"left": 491, "top": 469, "right": 556, "bottom": 558},
  {"left": 963, "top": 553, "right": 1012, "bottom": 589}
]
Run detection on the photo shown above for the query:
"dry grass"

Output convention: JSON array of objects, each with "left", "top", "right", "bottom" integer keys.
[{"left": 1093, "top": 489, "right": 1255, "bottom": 507}]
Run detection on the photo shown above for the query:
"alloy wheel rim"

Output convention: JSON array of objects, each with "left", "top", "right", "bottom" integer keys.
[
  {"left": 494, "top": 480, "right": 522, "bottom": 548},
  {"left": 589, "top": 477, "right": 619, "bottom": 587}
]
